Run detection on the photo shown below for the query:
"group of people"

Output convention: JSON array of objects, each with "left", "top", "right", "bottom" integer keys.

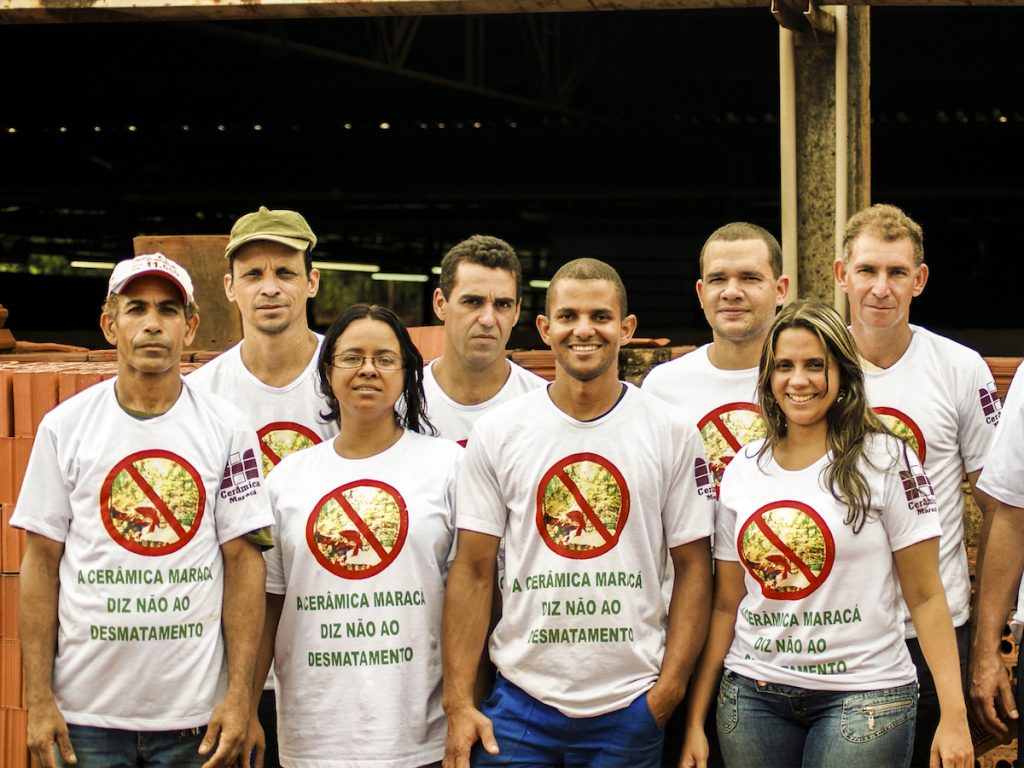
[{"left": 11, "top": 202, "right": 1024, "bottom": 768}]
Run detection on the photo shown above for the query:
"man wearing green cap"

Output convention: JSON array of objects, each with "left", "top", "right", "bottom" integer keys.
[{"left": 188, "top": 207, "right": 338, "bottom": 767}]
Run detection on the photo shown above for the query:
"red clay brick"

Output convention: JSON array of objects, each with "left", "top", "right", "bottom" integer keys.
[
  {"left": 0, "top": 706, "right": 28, "bottom": 768},
  {"left": 0, "top": 575, "right": 18, "bottom": 639},
  {"left": 1, "top": 505, "right": 26, "bottom": 574},
  {"left": 0, "top": 640, "right": 23, "bottom": 708},
  {"left": 11, "top": 437, "right": 32, "bottom": 508},
  {"left": 0, "top": 368, "right": 14, "bottom": 438}
]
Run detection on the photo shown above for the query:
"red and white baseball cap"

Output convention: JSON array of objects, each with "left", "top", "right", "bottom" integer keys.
[{"left": 108, "top": 253, "right": 195, "bottom": 305}]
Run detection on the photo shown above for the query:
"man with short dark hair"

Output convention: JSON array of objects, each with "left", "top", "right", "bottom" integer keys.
[
  {"left": 425, "top": 235, "right": 544, "bottom": 446},
  {"left": 644, "top": 222, "right": 789, "bottom": 488},
  {"left": 642, "top": 222, "right": 789, "bottom": 766},
  {"left": 835, "top": 203, "right": 999, "bottom": 767},
  {"left": 441, "top": 258, "right": 714, "bottom": 768},
  {"left": 14, "top": 253, "right": 272, "bottom": 768},
  {"left": 187, "top": 206, "right": 338, "bottom": 767}
]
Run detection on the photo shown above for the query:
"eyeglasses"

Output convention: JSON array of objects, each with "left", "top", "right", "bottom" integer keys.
[{"left": 331, "top": 353, "right": 403, "bottom": 371}]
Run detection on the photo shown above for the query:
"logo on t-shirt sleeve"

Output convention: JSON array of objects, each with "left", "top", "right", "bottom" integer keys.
[
  {"left": 694, "top": 458, "right": 716, "bottom": 499},
  {"left": 979, "top": 383, "right": 1001, "bottom": 427},
  {"left": 220, "top": 449, "right": 261, "bottom": 503},
  {"left": 899, "top": 466, "right": 938, "bottom": 516}
]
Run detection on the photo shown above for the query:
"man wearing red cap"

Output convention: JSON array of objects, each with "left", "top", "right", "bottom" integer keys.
[{"left": 13, "top": 253, "right": 273, "bottom": 768}]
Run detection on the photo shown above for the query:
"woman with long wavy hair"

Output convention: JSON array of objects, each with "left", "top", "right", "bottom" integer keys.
[{"left": 679, "top": 300, "right": 972, "bottom": 768}]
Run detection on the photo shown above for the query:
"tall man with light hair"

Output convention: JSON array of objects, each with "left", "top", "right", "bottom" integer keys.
[
  {"left": 834, "top": 203, "right": 999, "bottom": 767},
  {"left": 187, "top": 206, "right": 338, "bottom": 767},
  {"left": 14, "top": 253, "right": 272, "bottom": 768},
  {"left": 642, "top": 221, "right": 789, "bottom": 765},
  {"left": 425, "top": 234, "right": 545, "bottom": 446},
  {"left": 442, "top": 258, "right": 714, "bottom": 768}
]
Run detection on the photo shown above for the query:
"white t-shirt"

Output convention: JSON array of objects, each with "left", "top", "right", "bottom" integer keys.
[
  {"left": 719, "top": 435, "right": 942, "bottom": 691},
  {"left": 642, "top": 344, "right": 765, "bottom": 491},
  {"left": 862, "top": 325, "right": 1000, "bottom": 635},
  {"left": 10, "top": 378, "right": 274, "bottom": 730},
  {"left": 422, "top": 358, "right": 546, "bottom": 445},
  {"left": 457, "top": 384, "right": 716, "bottom": 717},
  {"left": 187, "top": 336, "right": 338, "bottom": 478},
  {"left": 976, "top": 360, "right": 1024, "bottom": 641},
  {"left": 265, "top": 431, "right": 462, "bottom": 768}
]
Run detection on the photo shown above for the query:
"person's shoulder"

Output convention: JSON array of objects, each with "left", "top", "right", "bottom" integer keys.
[
  {"left": 643, "top": 346, "right": 708, "bottom": 385},
  {"left": 182, "top": 379, "right": 251, "bottom": 428},
  {"left": 185, "top": 343, "right": 241, "bottom": 386},
  {"left": 39, "top": 377, "right": 114, "bottom": 428},
  {"left": 508, "top": 359, "right": 548, "bottom": 386},
  {"left": 910, "top": 325, "right": 986, "bottom": 365}
]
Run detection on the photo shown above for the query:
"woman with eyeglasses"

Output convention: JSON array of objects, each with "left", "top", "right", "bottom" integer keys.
[
  {"left": 679, "top": 301, "right": 972, "bottom": 768},
  {"left": 250, "top": 303, "right": 461, "bottom": 768}
]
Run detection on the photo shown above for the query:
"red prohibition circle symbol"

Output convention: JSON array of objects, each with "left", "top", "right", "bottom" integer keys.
[
  {"left": 737, "top": 500, "right": 835, "bottom": 601},
  {"left": 100, "top": 450, "right": 206, "bottom": 557},
  {"left": 306, "top": 479, "right": 409, "bottom": 579},
  {"left": 535, "top": 452, "right": 630, "bottom": 560},
  {"left": 873, "top": 407, "right": 926, "bottom": 463},
  {"left": 697, "top": 402, "right": 766, "bottom": 490},
  {"left": 257, "top": 421, "right": 322, "bottom": 474}
]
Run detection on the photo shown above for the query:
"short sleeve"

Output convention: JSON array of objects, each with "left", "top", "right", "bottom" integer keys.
[
  {"left": 956, "top": 354, "right": 1000, "bottom": 474},
  {"left": 454, "top": 422, "right": 507, "bottom": 538},
  {"left": 662, "top": 420, "right": 716, "bottom": 550},
  {"left": 978, "top": 362, "right": 1024, "bottom": 507},
  {"left": 8, "top": 418, "right": 72, "bottom": 541},
  {"left": 880, "top": 439, "right": 942, "bottom": 552},
  {"left": 213, "top": 425, "right": 275, "bottom": 545}
]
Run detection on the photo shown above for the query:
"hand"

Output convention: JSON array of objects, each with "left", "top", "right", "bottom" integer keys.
[
  {"left": 969, "top": 650, "right": 1018, "bottom": 739},
  {"left": 27, "top": 699, "right": 75, "bottom": 768},
  {"left": 645, "top": 679, "right": 683, "bottom": 728},
  {"left": 678, "top": 723, "right": 709, "bottom": 768},
  {"left": 443, "top": 705, "right": 498, "bottom": 768},
  {"left": 929, "top": 714, "right": 973, "bottom": 768},
  {"left": 243, "top": 710, "right": 266, "bottom": 768},
  {"left": 199, "top": 691, "right": 250, "bottom": 768}
]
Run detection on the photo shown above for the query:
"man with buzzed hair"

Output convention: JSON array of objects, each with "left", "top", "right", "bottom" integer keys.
[
  {"left": 644, "top": 222, "right": 789, "bottom": 489},
  {"left": 643, "top": 222, "right": 789, "bottom": 765},
  {"left": 835, "top": 203, "right": 999, "bottom": 767},
  {"left": 441, "top": 258, "right": 714, "bottom": 768},
  {"left": 425, "top": 234, "right": 545, "bottom": 446},
  {"left": 187, "top": 206, "right": 338, "bottom": 767}
]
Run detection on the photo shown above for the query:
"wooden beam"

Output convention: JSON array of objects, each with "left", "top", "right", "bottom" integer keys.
[{"left": 0, "top": 0, "right": 764, "bottom": 25}]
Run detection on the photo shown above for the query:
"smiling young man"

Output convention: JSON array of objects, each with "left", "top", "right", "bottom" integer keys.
[
  {"left": 835, "top": 203, "right": 999, "bottom": 767},
  {"left": 441, "top": 258, "right": 714, "bottom": 768},
  {"left": 424, "top": 235, "right": 545, "bottom": 446},
  {"left": 186, "top": 206, "right": 337, "bottom": 767},
  {"left": 13, "top": 254, "right": 272, "bottom": 768}
]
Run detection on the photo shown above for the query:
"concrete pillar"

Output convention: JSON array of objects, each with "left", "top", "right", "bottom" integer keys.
[
  {"left": 132, "top": 235, "right": 241, "bottom": 352},
  {"left": 784, "top": 6, "right": 870, "bottom": 307}
]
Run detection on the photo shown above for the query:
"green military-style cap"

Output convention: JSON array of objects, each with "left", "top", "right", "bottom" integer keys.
[{"left": 225, "top": 206, "right": 317, "bottom": 260}]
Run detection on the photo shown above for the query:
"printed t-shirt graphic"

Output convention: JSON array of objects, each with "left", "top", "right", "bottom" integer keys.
[
  {"left": 698, "top": 402, "right": 766, "bottom": 488},
  {"left": 258, "top": 421, "right": 322, "bottom": 475},
  {"left": 738, "top": 500, "right": 835, "bottom": 600},
  {"left": 307, "top": 480, "right": 408, "bottom": 579},
  {"left": 101, "top": 449, "right": 206, "bottom": 555},
  {"left": 873, "top": 407, "right": 926, "bottom": 462},
  {"left": 536, "top": 453, "right": 630, "bottom": 559}
]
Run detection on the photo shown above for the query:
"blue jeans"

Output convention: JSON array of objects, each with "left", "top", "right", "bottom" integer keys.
[
  {"left": 58, "top": 724, "right": 206, "bottom": 767},
  {"left": 717, "top": 670, "right": 917, "bottom": 768},
  {"left": 472, "top": 675, "right": 664, "bottom": 767}
]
